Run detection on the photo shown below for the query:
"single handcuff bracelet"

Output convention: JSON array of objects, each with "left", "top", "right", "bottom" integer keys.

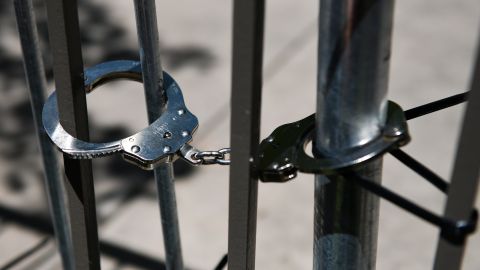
[
  {"left": 255, "top": 101, "right": 410, "bottom": 182},
  {"left": 42, "top": 60, "right": 198, "bottom": 170}
]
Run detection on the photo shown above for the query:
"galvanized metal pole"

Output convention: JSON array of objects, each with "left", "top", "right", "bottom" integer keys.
[
  {"left": 133, "top": 1, "right": 183, "bottom": 269},
  {"left": 314, "top": 1, "right": 395, "bottom": 269},
  {"left": 44, "top": 0, "right": 100, "bottom": 269},
  {"left": 13, "top": 0, "right": 74, "bottom": 269},
  {"left": 433, "top": 31, "right": 480, "bottom": 270},
  {"left": 228, "top": 1, "right": 265, "bottom": 269}
]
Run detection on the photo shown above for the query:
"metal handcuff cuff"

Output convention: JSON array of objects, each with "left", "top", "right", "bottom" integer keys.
[
  {"left": 255, "top": 101, "right": 410, "bottom": 182},
  {"left": 42, "top": 60, "right": 229, "bottom": 170}
]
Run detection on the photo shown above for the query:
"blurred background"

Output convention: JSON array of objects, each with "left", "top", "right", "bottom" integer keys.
[{"left": 0, "top": 0, "right": 480, "bottom": 269}]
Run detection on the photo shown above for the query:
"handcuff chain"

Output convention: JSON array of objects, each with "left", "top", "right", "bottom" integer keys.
[
  {"left": 180, "top": 144, "right": 231, "bottom": 165},
  {"left": 192, "top": 148, "right": 231, "bottom": 165}
]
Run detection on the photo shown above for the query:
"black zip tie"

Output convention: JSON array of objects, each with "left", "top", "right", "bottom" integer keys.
[
  {"left": 341, "top": 171, "right": 477, "bottom": 245},
  {"left": 213, "top": 254, "right": 228, "bottom": 270},
  {"left": 390, "top": 149, "right": 449, "bottom": 193},
  {"left": 404, "top": 91, "right": 468, "bottom": 120}
]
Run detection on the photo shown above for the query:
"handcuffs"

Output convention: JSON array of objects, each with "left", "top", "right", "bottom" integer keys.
[
  {"left": 43, "top": 61, "right": 479, "bottom": 245},
  {"left": 43, "top": 60, "right": 409, "bottom": 177}
]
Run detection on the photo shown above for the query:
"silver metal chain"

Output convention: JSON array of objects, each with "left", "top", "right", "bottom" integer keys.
[
  {"left": 193, "top": 148, "right": 231, "bottom": 165},
  {"left": 179, "top": 144, "right": 231, "bottom": 165}
]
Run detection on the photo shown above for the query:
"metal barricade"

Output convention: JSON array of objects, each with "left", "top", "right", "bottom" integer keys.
[{"left": 7, "top": 0, "right": 480, "bottom": 269}]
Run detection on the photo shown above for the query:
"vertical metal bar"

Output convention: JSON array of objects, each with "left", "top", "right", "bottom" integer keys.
[
  {"left": 44, "top": 0, "right": 100, "bottom": 269},
  {"left": 228, "top": 1, "right": 265, "bottom": 269},
  {"left": 433, "top": 31, "right": 480, "bottom": 270},
  {"left": 13, "top": 0, "right": 74, "bottom": 269},
  {"left": 133, "top": 1, "right": 183, "bottom": 269},
  {"left": 314, "top": 1, "right": 395, "bottom": 269}
]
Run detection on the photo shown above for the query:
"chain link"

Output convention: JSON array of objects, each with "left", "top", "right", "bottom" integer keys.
[
  {"left": 192, "top": 148, "right": 231, "bottom": 165},
  {"left": 179, "top": 144, "right": 230, "bottom": 165}
]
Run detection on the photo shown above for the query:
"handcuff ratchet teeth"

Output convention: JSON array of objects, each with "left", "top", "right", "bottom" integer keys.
[
  {"left": 42, "top": 60, "right": 198, "bottom": 170},
  {"left": 256, "top": 101, "right": 410, "bottom": 182}
]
